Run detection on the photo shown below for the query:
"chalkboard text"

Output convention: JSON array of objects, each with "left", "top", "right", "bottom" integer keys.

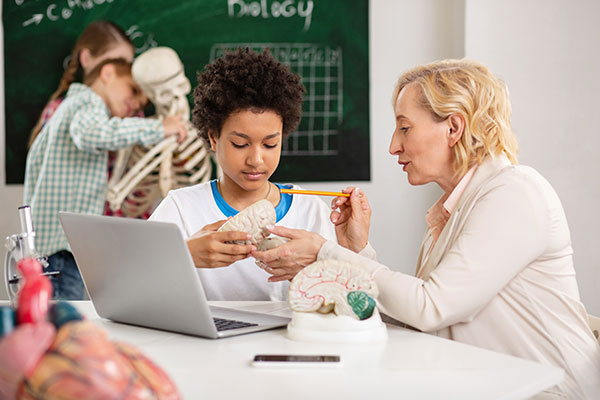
[
  {"left": 20, "top": 0, "right": 121, "bottom": 28},
  {"left": 228, "top": 0, "right": 314, "bottom": 32}
]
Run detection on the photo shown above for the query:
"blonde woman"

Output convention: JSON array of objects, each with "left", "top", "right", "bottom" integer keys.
[{"left": 253, "top": 59, "right": 600, "bottom": 398}]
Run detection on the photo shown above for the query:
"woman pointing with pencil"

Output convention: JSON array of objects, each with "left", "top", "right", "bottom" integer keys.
[{"left": 252, "top": 59, "right": 600, "bottom": 398}]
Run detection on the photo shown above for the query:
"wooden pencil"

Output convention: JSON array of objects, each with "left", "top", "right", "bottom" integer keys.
[{"left": 280, "top": 188, "right": 351, "bottom": 197}]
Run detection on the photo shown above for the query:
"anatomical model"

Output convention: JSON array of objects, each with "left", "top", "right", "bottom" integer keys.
[
  {"left": 106, "top": 47, "right": 213, "bottom": 218},
  {"left": 217, "top": 199, "right": 276, "bottom": 245},
  {"left": 0, "top": 258, "right": 180, "bottom": 400},
  {"left": 286, "top": 259, "right": 387, "bottom": 343},
  {"left": 289, "top": 259, "right": 378, "bottom": 320},
  {"left": 217, "top": 199, "right": 288, "bottom": 269}
]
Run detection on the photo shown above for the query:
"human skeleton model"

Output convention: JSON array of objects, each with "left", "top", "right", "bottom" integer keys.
[{"left": 106, "top": 47, "right": 212, "bottom": 217}]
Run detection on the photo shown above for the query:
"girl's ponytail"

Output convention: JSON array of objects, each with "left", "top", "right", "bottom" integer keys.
[{"left": 27, "top": 20, "right": 132, "bottom": 148}]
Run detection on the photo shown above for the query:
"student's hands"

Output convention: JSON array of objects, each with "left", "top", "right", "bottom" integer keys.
[
  {"left": 162, "top": 115, "right": 188, "bottom": 143},
  {"left": 330, "top": 187, "right": 371, "bottom": 253},
  {"left": 186, "top": 220, "right": 255, "bottom": 269},
  {"left": 252, "top": 226, "right": 326, "bottom": 282}
]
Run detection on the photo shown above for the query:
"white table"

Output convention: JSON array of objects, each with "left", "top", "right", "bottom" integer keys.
[{"left": 25, "top": 301, "right": 557, "bottom": 400}]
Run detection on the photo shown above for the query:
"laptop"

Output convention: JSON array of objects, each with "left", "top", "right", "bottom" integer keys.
[{"left": 59, "top": 212, "right": 290, "bottom": 339}]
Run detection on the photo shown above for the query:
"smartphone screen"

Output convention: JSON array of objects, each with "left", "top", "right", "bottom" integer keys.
[
  {"left": 254, "top": 355, "right": 340, "bottom": 363},
  {"left": 251, "top": 354, "right": 341, "bottom": 368}
]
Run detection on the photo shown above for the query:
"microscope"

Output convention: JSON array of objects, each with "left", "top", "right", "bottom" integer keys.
[{"left": 4, "top": 205, "right": 55, "bottom": 305}]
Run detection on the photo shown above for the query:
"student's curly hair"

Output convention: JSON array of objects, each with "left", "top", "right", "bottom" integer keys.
[{"left": 192, "top": 48, "right": 305, "bottom": 143}]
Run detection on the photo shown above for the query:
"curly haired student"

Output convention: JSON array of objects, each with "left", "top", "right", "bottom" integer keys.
[{"left": 149, "top": 48, "right": 336, "bottom": 301}]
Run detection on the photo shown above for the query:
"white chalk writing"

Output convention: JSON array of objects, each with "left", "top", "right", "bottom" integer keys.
[
  {"left": 20, "top": 0, "right": 119, "bottom": 28},
  {"left": 227, "top": 0, "right": 314, "bottom": 32},
  {"left": 22, "top": 14, "right": 43, "bottom": 27},
  {"left": 126, "top": 25, "right": 158, "bottom": 54}
]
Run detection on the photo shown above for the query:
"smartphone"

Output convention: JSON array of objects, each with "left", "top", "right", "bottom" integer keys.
[{"left": 251, "top": 354, "right": 342, "bottom": 368}]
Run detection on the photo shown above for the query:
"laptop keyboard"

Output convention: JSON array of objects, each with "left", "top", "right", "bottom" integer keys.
[{"left": 213, "top": 317, "right": 258, "bottom": 332}]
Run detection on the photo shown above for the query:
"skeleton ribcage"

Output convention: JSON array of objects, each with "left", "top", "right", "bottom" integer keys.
[{"left": 106, "top": 123, "right": 213, "bottom": 218}]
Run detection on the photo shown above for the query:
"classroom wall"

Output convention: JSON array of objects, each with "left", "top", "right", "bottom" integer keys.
[
  {"left": 464, "top": 0, "right": 600, "bottom": 315},
  {"left": 1, "top": 0, "right": 598, "bottom": 316}
]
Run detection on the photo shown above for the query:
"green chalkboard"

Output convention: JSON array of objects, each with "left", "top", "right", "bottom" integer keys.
[{"left": 4, "top": 0, "right": 369, "bottom": 184}]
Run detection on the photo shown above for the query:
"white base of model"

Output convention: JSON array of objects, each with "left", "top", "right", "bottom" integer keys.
[{"left": 286, "top": 308, "right": 387, "bottom": 343}]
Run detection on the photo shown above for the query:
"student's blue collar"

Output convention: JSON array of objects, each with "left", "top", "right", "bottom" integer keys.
[{"left": 210, "top": 179, "right": 292, "bottom": 222}]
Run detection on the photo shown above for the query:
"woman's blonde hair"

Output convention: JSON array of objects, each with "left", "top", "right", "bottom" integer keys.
[{"left": 393, "top": 59, "right": 518, "bottom": 177}]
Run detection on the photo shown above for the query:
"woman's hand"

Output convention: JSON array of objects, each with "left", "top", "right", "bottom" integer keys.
[
  {"left": 330, "top": 187, "right": 371, "bottom": 253},
  {"left": 186, "top": 220, "right": 255, "bottom": 269},
  {"left": 252, "top": 226, "right": 326, "bottom": 283}
]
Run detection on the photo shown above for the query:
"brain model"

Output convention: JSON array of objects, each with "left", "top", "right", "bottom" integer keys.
[
  {"left": 218, "top": 199, "right": 276, "bottom": 245},
  {"left": 255, "top": 236, "right": 287, "bottom": 251},
  {"left": 289, "top": 260, "right": 379, "bottom": 320},
  {"left": 254, "top": 237, "right": 288, "bottom": 269}
]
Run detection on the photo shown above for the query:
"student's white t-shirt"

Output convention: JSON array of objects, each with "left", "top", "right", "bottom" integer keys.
[{"left": 149, "top": 181, "right": 337, "bottom": 301}]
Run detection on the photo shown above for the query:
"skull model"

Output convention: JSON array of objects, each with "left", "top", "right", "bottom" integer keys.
[
  {"left": 132, "top": 47, "right": 191, "bottom": 120},
  {"left": 106, "top": 47, "right": 213, "bottom": 217}
]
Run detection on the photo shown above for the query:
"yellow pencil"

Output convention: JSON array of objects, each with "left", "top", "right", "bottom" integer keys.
[{"left": 280, "top": 188, "right": 351, "bottom": 197}]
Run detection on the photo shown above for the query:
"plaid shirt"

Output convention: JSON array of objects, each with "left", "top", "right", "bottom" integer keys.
[{"left": 24, "top": 83, "right": 164, "bottom": 256}]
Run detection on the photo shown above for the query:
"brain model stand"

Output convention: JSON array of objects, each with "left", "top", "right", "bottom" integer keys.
[
  {"left": 0, "top": 257, "right": 180, "bottom": 400},
  {"left": 106, "top": 47, "right": 213, "bottom": 218},
  {"left": 287, "top": 260, "right": 388, "bottom": 343}
]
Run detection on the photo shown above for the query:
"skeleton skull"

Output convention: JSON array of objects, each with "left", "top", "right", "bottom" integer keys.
[{"left": 132, "top": 47, "right": 191, "bottom": 120}]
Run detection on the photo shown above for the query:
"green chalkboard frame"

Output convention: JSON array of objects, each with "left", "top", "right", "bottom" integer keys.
[{"left": 3, "top": 0, "right": 369, "bottom": 184}]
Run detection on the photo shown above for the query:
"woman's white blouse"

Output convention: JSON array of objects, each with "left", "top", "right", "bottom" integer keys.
[{"left": 318, "top": 155, "right": 600, "bottom": 399}]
